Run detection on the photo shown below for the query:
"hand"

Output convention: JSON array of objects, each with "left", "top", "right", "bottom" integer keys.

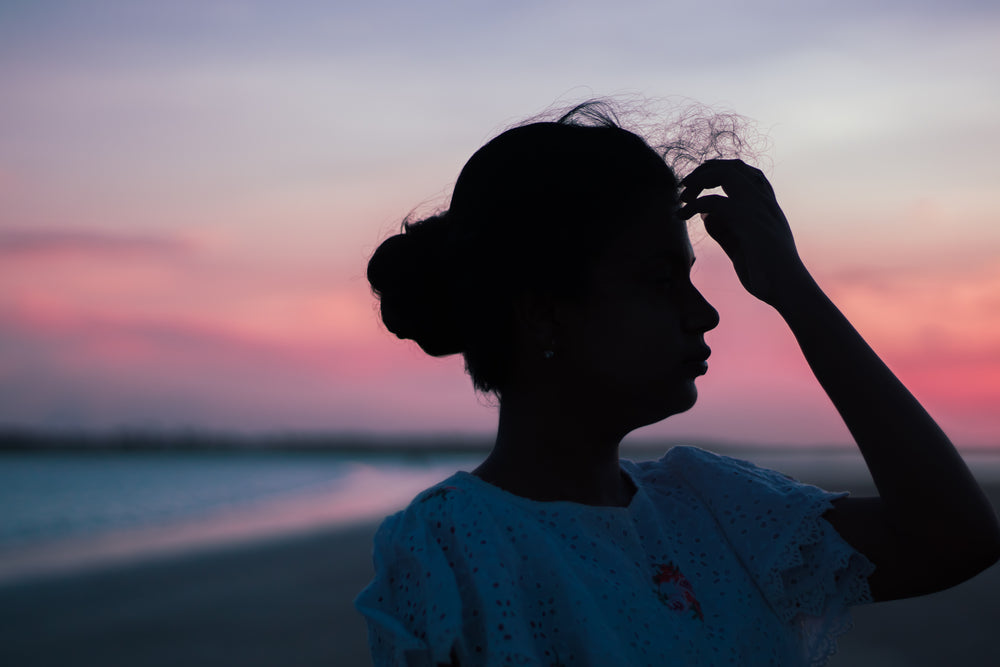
[{"left": 679, "top": 159, "right": 810, "bottom": 309}]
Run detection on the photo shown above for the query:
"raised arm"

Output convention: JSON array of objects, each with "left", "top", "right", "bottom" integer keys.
[{"left": 679, "top": 160, "right": 1000, "bottom": 601}]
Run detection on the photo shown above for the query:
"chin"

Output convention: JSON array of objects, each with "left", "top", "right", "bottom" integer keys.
[
  {"left": 671, "top": 386, "right": 699, "bottom": 415},
  {"left": 632, "top": 385, "right": 699, "bottom": 429},
  {"left": 667, "top": 380, "right": 701, "bottom": 416}
]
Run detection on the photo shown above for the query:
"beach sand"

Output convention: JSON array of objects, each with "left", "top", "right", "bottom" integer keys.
[
  {"left": 0, "top": 521, "right": 379, "bottom": 667},
  {"left": 2, "top": 480, "right": 998, "bottom": 666}
]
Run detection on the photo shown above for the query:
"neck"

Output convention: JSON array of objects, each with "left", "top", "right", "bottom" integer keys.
[{"left": 472, "top": 386, "right": 634, "bottom": 506}]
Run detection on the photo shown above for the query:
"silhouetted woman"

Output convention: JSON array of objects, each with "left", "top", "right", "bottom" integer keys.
[{"left": 355, "top": 102, "right": 1000, "bottom": 666}]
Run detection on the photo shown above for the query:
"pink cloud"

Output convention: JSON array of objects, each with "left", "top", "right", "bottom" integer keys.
[
  {"left": 0, "top": 229, "right": 193, "bottom": 258},
  {"left": 0, "top": 299, "right": 398, "bottom": 380},
  {"left": 819, "top": 259, "right": 1000, "bottom": 409},
  {"left": 0, "top": 227, "right": 378, "bottom": 351},
  {"left": 0, "top": 297, "right": 484, "bottom": 431}
]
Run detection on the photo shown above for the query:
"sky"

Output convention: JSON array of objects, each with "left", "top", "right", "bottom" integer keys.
[{"left": 1, "top": 1, "right": 999, "bottom": 447}]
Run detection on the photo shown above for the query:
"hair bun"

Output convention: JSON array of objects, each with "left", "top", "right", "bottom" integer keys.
[{"left": 367, "top": 213, "right": 464, "bottom": 356}]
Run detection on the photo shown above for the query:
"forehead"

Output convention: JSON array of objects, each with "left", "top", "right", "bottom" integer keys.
[
  {"left": 624, "top": 219, "right": 692, "bottom": 262},
  {"left": 604, "top": 198, "right": 693, "bottom": 268}
]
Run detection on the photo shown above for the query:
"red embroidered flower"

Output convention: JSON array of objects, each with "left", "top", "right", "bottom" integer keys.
[
  {"left": 652, "top": 561, "right": 704, "bottom": 621},
  {"left": 653, "top": 563, "right": 683, "bottom": 585}
]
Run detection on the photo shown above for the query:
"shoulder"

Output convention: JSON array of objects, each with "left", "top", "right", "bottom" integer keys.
[
  {"left": 372, "top": 470, "right": 510, "bottom": 562},
  {"left": 374, "top": 473, "right": 471, "bottom": 539},
  {"left": 626, "top": 446, "right": 853, "bottom": 554},
  {"left": 628, "top": 444, "right": 745, "bottom": 477},
  {"left": 628, "top": 445, "right": 825, "bottom": 500},
  {"left": 630, "top": 444, "right": 779, "bottom": 474}
]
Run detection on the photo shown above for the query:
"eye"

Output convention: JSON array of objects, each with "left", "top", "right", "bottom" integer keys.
[{"left": 641, "top": 268, "right": 676, "bottom": 290}]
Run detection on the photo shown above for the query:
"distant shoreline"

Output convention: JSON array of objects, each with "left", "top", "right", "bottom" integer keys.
[{"left": 8, "top": 426, "right": 995, "bottom": 454}]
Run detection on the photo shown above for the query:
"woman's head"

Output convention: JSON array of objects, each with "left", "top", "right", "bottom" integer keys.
[{"left": 367, "top": 101, "right": 740, "bottom": 399}]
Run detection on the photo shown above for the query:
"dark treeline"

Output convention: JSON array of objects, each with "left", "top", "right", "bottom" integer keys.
[
  {"left": 0, "top": 426, "right": 857, "bottom": 456},
  {"left": 0, "top": 427, "right": 494, "bottom": 454}
]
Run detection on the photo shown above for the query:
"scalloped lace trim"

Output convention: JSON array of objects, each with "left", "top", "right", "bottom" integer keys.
[{"left": 764, "top": 493, "right": 875, "bottom": 665}]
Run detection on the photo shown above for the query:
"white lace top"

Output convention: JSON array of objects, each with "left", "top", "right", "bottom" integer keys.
[{"left": 355, "top": 447, "right": 874, "bottom": 666}]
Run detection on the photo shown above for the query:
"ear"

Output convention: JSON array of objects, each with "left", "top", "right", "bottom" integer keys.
[{"left": 512, "top": 289, "right": 558, "bottom": 352}]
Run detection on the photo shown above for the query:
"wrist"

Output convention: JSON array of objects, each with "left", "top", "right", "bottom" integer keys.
[{"left": 768, "top": 263, "right": 825, "bottom": 318}]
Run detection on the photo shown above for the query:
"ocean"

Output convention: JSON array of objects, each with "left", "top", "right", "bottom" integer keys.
[
  {"left": 3, "top": 445, "right": 999, "bottom": 583},
  {"left": 0, "top": 449, "right": 479, "bottom": 582}
]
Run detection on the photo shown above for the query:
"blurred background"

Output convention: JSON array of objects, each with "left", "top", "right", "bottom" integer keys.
[{"left": 1, "top": 1, "right": 998, "bottom": 665}]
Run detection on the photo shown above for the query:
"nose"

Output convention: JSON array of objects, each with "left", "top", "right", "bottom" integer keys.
[{"left": 684, "top": 286, "right": 720, "bottom": 333}]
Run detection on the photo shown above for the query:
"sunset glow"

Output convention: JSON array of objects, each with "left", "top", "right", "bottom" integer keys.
[{"left": 2, "top": 2, "right": 998, "bottom": 446}]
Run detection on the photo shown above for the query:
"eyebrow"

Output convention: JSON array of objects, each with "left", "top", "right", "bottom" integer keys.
[{"left": 636, "top": 252, "right": 695, "bottom": 267}]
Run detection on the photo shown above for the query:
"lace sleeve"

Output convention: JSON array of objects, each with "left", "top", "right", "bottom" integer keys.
[
  {"left": 673, "top": 447, "right": 875, "bottom": 666},
  {"left": 354, "top": 508, "right": 463, "bottom": 666}
]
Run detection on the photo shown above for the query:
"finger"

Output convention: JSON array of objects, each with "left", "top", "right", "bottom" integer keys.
[
  {"left": 681, "top": 194, "right": 744, "bottom": 253},
  {"left": 679, "top": 160, "right": 747, "bottom": 200},
  {"left": 680, "top": 159, "right": 769, "bottom": 202},
  {"left": 680, "top": 159, "right": 760, "bottom": 188},
  {"left": 678, "top": 194, "right": 730, "bottom": 220}
]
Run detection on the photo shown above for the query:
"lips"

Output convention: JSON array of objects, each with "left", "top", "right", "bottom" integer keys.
[
  {"left": 681, "top": 345, "right": 711, "bottom": 376},
  {"left": 691, "top": 344, "right": 711, "bottom": 362},
  {"left": 682, "top": 359, "right": 709, "bottom": 376}
]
